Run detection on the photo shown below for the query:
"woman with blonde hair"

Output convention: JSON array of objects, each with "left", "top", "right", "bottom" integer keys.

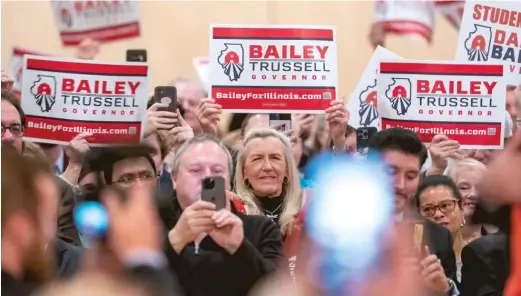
[{"left": 232, "top": 128, "right": 304, "bottom": 236}]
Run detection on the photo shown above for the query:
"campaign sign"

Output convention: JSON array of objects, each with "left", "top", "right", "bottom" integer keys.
[
  {"left": 378, "top": 61, "right": 506, "bottom": 149},
  {"left": 374, "top": 1, "right": 435, "bottom": 42},
  {"left": 210, "top": 25, "right": 338, "bottom": 113},
  {"left": 50, "top": 1, "right": 141, "bottom": 46},
  {"left": 347, "top": 46, "right": 402, "bottom": 130},
  {"left": 455, "top": 1, "right": 521, "bottom": 86},
  {"left": 10, "top": 47, "right": 47, "bottom": 95},
  {"left": 193, "top": 56, "right": 210, "bottom": 94},
  {"left": 21, "top": 56, "right": 148, "bottom": 146}
]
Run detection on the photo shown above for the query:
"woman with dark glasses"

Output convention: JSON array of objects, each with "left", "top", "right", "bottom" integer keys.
[{"left": 415, "top": 175, "right": 466, "bottom": 282}]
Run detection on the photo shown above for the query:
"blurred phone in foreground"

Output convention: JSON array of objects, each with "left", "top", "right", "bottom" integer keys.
[
  {"left": 356, "top": 127, "right": 377, "bottom": 155},
  {"left": 269, "top": 113, "right": 291, "bottom": 132},
  {"left": 201, "top": 176, "right": 226, "bottom": 210},
  {"left": 126, "top": 49, "right": 147, "bottom": 62},
  {"left": 304, "top": 152, "right": 394, "bottom": 295}
]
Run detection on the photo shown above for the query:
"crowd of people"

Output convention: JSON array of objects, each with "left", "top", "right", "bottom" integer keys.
[{"left": 2, "top": 22, "right": 521, "bottom": 296}]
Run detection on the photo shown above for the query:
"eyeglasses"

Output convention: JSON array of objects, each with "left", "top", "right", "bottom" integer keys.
[
  {"left": 114, "top": 171, "right": 158, "bottom": 186},
  {"left": 1, "top": 124, "right": 24, "bottom": 137},
  {"left": 419, "top": 200, "right": 457, "bottom": 217}
]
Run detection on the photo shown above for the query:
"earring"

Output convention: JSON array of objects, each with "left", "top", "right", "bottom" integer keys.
[
  {"left": 283, "top": 177, "right": 288, "bottom": 185},
  {"left": 461, "top": 217, "right": 466, "bottom": 228},
  {"left": 244, "top": 179, "right": 252, "bottom": 189}
]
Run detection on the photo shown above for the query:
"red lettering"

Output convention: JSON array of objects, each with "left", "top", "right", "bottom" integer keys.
[
  {"left": 265, "top": 46, "right": 279, "bottom": 59},
  {"left": 77, "top": 80, "right": 91, "bottom": 93},
  {"left": 417, "top": 80, "right": 430, "bottom": 93},
  {"left": 495, "top": 30, "right": 506, "bottom": 44},
  {"left": 62, "top": 78, "right": 75, "bottom": 92},
  {"left": 416, "top": 80, "right": 494, "bottom": 95},
  {"left": 316, "top": 46, "right": 328, "bottom": 59},
  {"left": 506, "top": 32, "right": 519, "bottom": 48},
  {"left": 248, "top": 45, "right": 329, "bottom": 59},
  {"left": 60, "top": 79, "right": 140, "bottom": 95},
  {"left": 249, "top": 45, "right": 262, "bottom": 59},
  {"left": 472, "top": 4, "right": 483, "bottom": 21},
  {"left": 128, "top": 82, "right": 140, "bottom": 95}
]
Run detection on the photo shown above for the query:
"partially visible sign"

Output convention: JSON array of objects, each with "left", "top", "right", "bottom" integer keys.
[
  {"left": 193, "top": 56, "right": 210, "bottom": 94},
  {"left": 10, "top": 47, "right": 46, "bottom": 95},
  {"left": 455, "top": 1, "right": 521, "bottom": 86},
  {"left": 21, "top": 56, "right": 148, "bottom": 146},
  {"left": 209, "top": 25, "right": 338, "bottom": 113},
  {"left": 50, "top": 1, "right": 141, "bottom": 46},
  {"left": 347, "top": 46, "right": 402, "bottom": 130},
  {"left": 378, "top": 60, "right": 506, "bottom": 149},
  {"left": 374, "top": 1, "right": 435, "bottom": 42}
]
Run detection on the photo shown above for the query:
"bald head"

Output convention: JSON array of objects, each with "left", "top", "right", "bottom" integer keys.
[{"left": 173, "top": 77, "right": 207, "bottom": 133}]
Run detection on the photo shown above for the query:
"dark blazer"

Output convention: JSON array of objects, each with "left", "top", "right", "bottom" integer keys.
[
  {"left": 55, "top": 175, "right": 81, "bottom": 246},
  {"left": 460, "top": 232, "right": 509, "bottom": 296},
  {"left": 1, "top": 270, "right": 36, "bottom": 296},
  {"left": 54, "top": 239, "right": 82, "bottom": 279}
]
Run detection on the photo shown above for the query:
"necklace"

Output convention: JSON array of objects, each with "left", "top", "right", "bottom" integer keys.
[{"left": 263, "top": 203, "right": 283, "bottom": 222}]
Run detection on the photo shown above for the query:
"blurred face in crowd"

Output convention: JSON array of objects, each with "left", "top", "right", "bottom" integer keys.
[
  {"left": 243, "top": 136, "right": 288, "bottom": 197},
  {"left": 1, "top": 100, "right": 24, "bottom": 151},
  {"left": 384, "top": 150, "right": 421, "bottom": 214},
  {"left": 36, "top": 173, "right": 59, "bottom": 246},
  {"left": 290, "top": 125, "right": 303, "bottom": 166},
  {"left": 506, "top": 88, "right": 519, "bottom": 130},
  {"left": 79, "top": 171, "right": 101, "bottom": 194},
  {"left": 418, "top": 185, "right": 463, "bottom": 235},
  {"left": 452, "top": 165, "right": 485, "bottom": 219},
  {"left": 176, "top": 80, "right": 206, "bottom": 133},
  {"left": 110, "top": 157, "right": 157, "bottom": 191},
  {"left": 143, "top": 133, "right": 163, "bottom": 173},
  {"left": 243, "top": 114, "right": 269, "bottom": 135},
  {"left": 466, "top": 149, "right": 491, "bottom": 165},
  {"left": 172, "top": 141, "right": 230, "bottom": 209}
]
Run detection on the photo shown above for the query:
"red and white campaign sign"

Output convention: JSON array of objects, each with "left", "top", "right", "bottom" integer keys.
[
  {"left": 347, "top": 46, "right": 402, "bottom": 130},
  {"left": 374, "top": 1, "right": 435, "bottom": 42},
  {"left": 21, "top": 56, "right": 148, "bottom": 146},
  {"left": 10, "top": 47, "right": 47, "bottom": 95},
  {"left": 50, "top": 1, "right": 141, "bottom": 46},
  {"left": 455, "top": 1, "right": 521, "bottom": 86},
  {"left": 378, "top": 61, "right": 506, "bottom": 149},
  {"left": 209, "top": 25, "right": 338, "bottom": 113}
]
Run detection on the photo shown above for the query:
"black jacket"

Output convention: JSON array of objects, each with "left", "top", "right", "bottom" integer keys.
[
  {"left": 54, "top": 239, "right": 82, "bottom": 279},
  {"left": 1, "top": 271, "right": 36, "bottom": 296},
  {"left": 422, "top": 218, "right": 458, "bottom": 282},
  {"left": 165, "top": 200, "right": 283, "bottom": 296},
  {"left": 460, "top": 232, "right": 509, "bottom": 296}
]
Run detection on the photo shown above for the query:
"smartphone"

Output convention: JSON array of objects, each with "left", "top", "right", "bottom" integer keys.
[
  {"left": 154, "top": 86, "right": 177, "bottom": 113},
  {"left": 126, "top": 49, "right": 147, "bottom": 62},
  {"left": 304, "top": 152, "right": 394, "bottom": 294},
  {"left": 269, "top": 113, "right": 292, "bottom": 132},
  {"left": 356, "top": 127, "right": 378, "bottom": 153},
  {"left": 201, "top": 176, "right": 226, "bottom": 210}
]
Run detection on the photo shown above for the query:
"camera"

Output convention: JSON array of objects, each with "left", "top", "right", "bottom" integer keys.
[
  {"left": 358, "top": 129, "right": 369, "bottom": 140},
  {"left": 203, "top": 177, "right": 215, "bottom": 190}
]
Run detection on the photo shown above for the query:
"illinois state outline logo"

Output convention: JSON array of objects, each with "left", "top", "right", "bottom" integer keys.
[
  {"left": 217, "top": 43, "right": 244, "bottom": 81},
  {"left": 30, "top": 75, "right": 57, "bottom": 112},
  {"left": 358, "top": 79, "right": 379, "bottom": 126},
  {"left": 464, "top": 24, "right": 492, "bottom": 62},
  {"left": 385, "top": 78, "right": 412, "bottom": 116}
]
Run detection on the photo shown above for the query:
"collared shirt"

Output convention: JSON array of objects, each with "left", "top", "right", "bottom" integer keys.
[{"left": 55, "top": 149, "right": 65, "bottom": 175}]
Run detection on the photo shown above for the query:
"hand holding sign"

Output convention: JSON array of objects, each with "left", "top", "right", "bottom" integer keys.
[
  {"left": 196, "top": 98, "right": 222, "bottom": 136},
  {"left": 426, "top": 135, "right": 460, "bottom": 175},
  {"left": 292, "top": 114, "right": 315, "bottom": 138},
  {"left": 326, "top": 100, "right": 350, "bottom": 148},
  {"left": 145, "top": 103, "right": 177, "bottom": 137},
  {"left": 66, "top": 132, "right": 93, "bottom": 165},
  {"left": 169, "top": 109, "right": 194, "bottom": 148}
]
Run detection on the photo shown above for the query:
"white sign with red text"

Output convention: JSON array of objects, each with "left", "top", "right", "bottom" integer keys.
[
  {"left": 10, "top": 47, "right": 47, "bottom": 95},
  {"left": 378, "top": 60, "right": 506, "bottom": 149},
  {"left": 50, "top": 1, "right": 141, "bottom": 46},
  {"left": 21, "top": 55, "right": 148, "bottom": 146},
  {"left": 209, "top": 25, "right": 338, "bottom": 113},
  {"left": 347, "top": 46, "right": 402, "bottom": 130},
  {"left": 374, "top": 1, "right": 435, "bottom": 42},
  {"left": 193, "top": 56, "right": 210, "bottom": 94},
  {"left": 455, "top": 1, "right": 521, "bottom": 86}
]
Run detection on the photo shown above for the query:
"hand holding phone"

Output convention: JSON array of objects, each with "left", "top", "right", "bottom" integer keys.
[
  {"left": 152, "top": 86, "right": 179, "bottom": 129},
  {"left": 269, "top": 113, "right": 292, "bottom": 132},
  {"left": 356, "top": 127, "right": 377, "bottom": 154}
]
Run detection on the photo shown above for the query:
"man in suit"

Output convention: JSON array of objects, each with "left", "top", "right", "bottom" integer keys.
[
  {"left": 460, "top": 232, "right": 509, "bottom": 296},
  {"left": 368, "top": 128, "right": 458, "bottom": 294},
  {"left": 1, "top": 92, "right": 81, "bottom": 246}
]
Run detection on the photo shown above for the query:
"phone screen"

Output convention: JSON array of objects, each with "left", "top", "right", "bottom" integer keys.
[
  {"left": 201, "top": 177, "right": 226, "bottom": 210},
  {"left": 126, "top": 49, "right": 147, "bottom": 62},
  {"left": 269, "top": 113, "right": 292, "bottom": 132},
  {"left": 304, "top": 152, "right": 394, "bottom": 293},
  {"left": 154, "top": 86, "right": 177, "bottom": 113}
]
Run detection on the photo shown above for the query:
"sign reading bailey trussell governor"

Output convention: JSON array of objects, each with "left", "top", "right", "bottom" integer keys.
[
  {"left": 209, "top": 25, "right": 338, "bottom": 113},
  {"left": 21, "top": 55, "right": 148, "bottom": 146},
  {"left": 378, "top": 60, "right": 506, "bottom": 150},
  {"left": 455, "top": 1, "right": 521, "bottom": 86}
]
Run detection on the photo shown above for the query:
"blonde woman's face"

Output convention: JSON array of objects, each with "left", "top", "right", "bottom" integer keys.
[
  {"left": 453, "top": 166, "right": 484, "bottom": 219},
  {"left": 243, "top": 137, "right": 287, "bottom": 197}
]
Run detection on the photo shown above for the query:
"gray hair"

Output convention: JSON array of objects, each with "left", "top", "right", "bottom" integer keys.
[
  {"left": 171, "top": 133, "right": 233, "bottom": 176},
  {"left": 171, "top": 77, "right": 208, "bottom": 98}
]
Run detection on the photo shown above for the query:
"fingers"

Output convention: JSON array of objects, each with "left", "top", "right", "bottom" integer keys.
[
  {"left": 155, "top": 117, "right": 177, "bottom": 125},
  {"left": 421, "top": 259, "right": 443, "bottom": 277},
  {"left": 147, "top": 102, "right": 169, "bottom": 112},
  {"left": 102, "top": 189, "right": 123, "bottom": 221},
  {"left": 168, "top": 126, "right": 192, "bottom": 135},
  {"left": 188, "top": 200, "right": 217, "bottom": 211},
  {"left": 176, "top": 109, "right": 189, "bottom": 127},
  {"left": 212, "top": 210, "right": 237, "bottom": 228},
  {"left": 431, "top": 134, "right": 449, "bottom": 143},
  {"left": 73, "top": 132, "right": 94, "bottom": 141}
]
